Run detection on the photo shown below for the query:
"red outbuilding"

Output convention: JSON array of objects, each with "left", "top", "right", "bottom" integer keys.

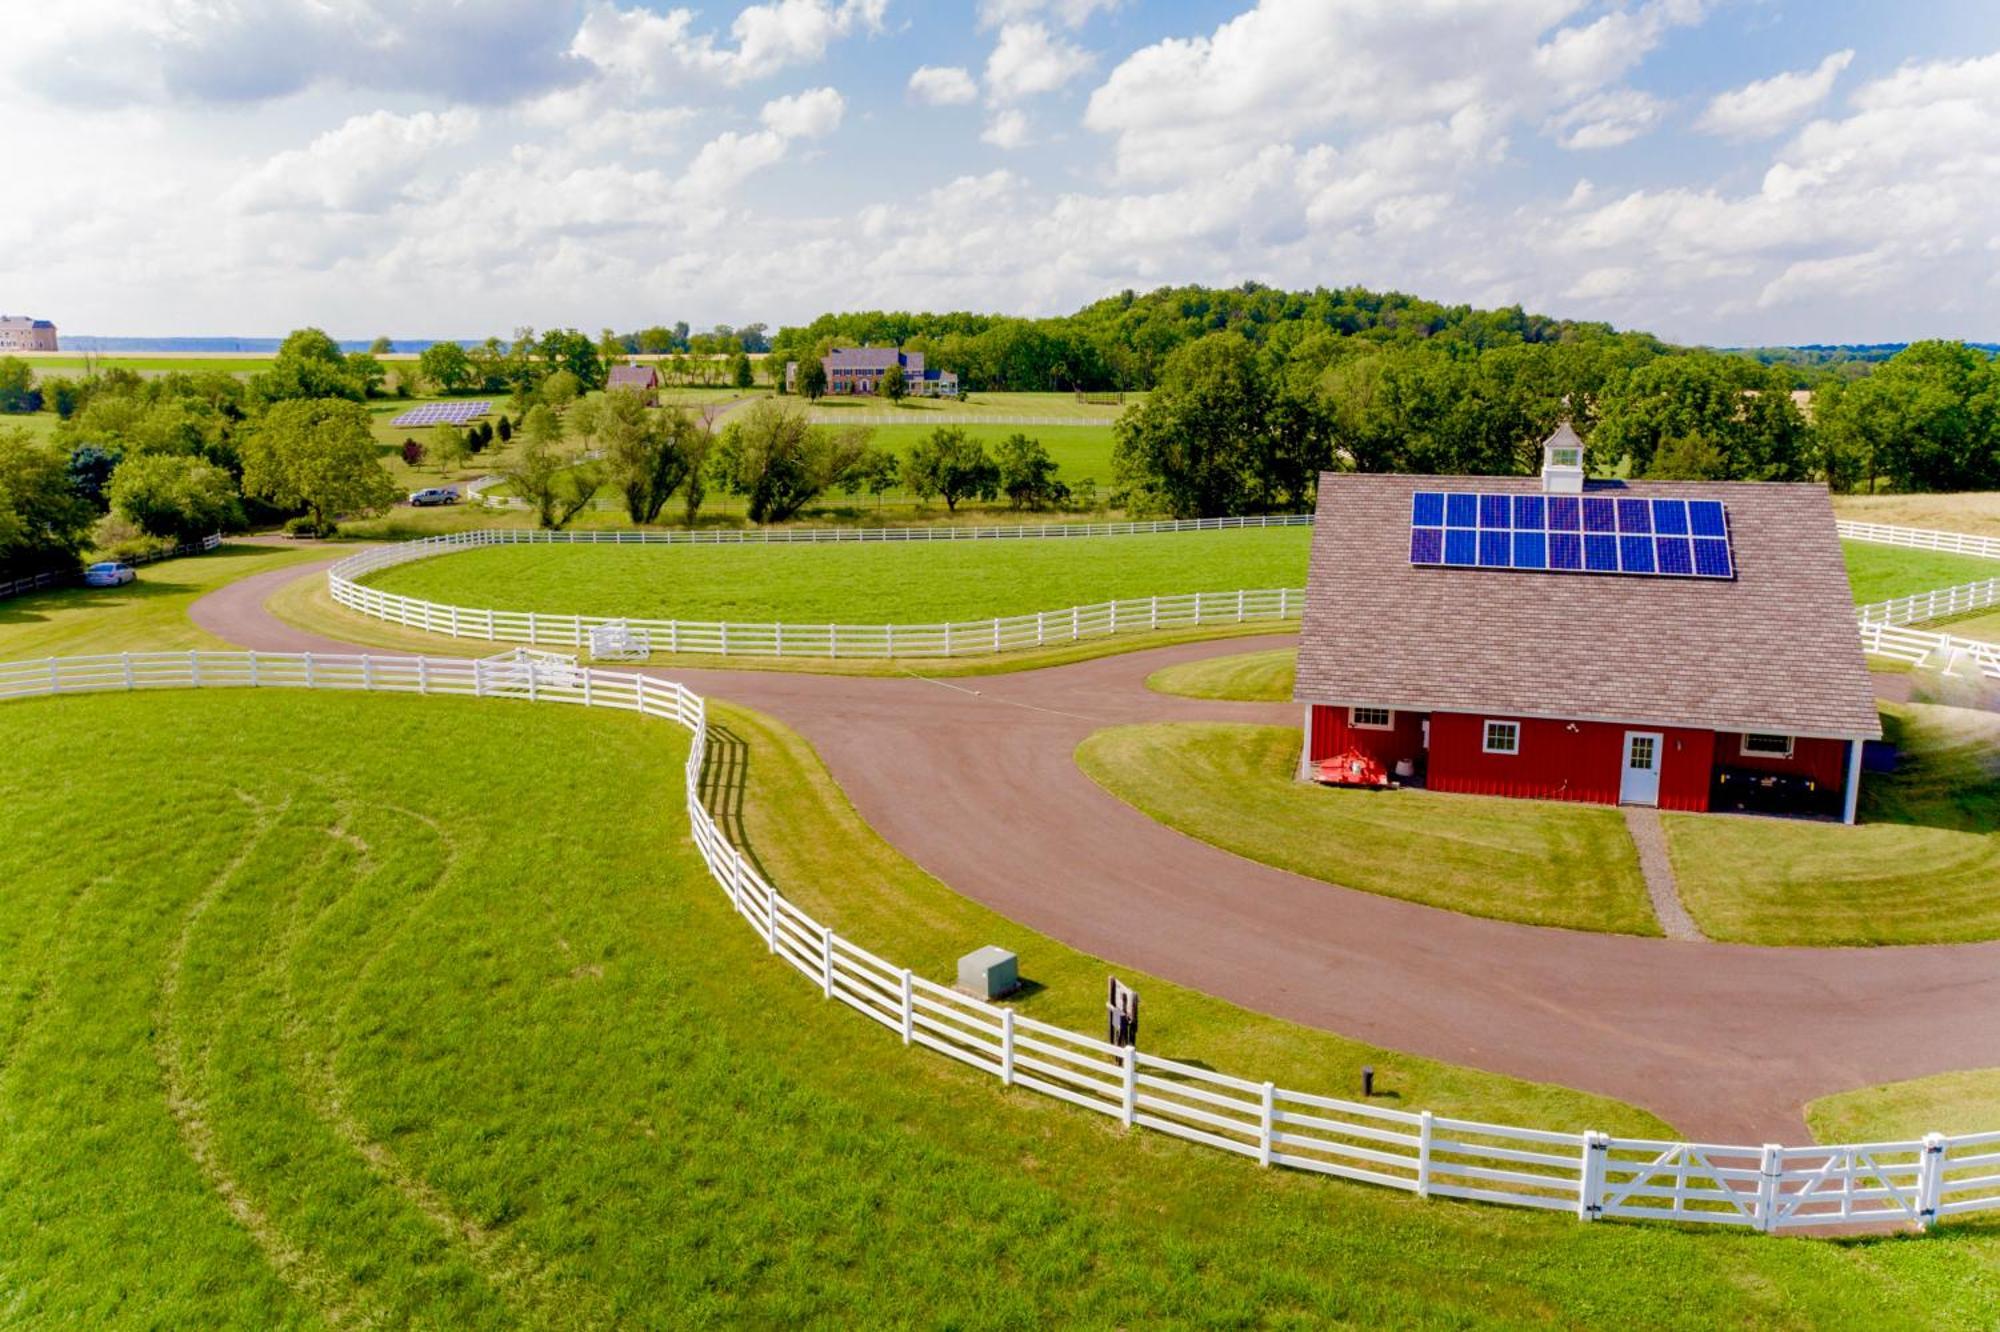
[{"left": 1293, "top": 427, "right": 1882, "bottom": 821}]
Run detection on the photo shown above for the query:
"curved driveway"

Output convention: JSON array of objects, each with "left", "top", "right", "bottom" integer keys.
[{"left": 192, "top": 559, "right": 2000, "bottom": 1143}]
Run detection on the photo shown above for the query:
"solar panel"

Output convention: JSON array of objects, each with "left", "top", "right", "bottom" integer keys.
[
  {"left": 1410, "top": 490, "right": 1735, "bottom": 579},
  {"left": 389, "top": 400, "right": 492, "bottom": 428}
]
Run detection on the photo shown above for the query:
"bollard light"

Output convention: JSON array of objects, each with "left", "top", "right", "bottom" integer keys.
[{"left": 1362, "top": 1065, "right": 1375, "bottom": 1097}]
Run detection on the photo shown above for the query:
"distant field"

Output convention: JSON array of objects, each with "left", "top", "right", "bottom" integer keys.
[
  {"left": 846, "top": 421, "right": 1117, "bottom": 494},
  {"left": 364, "top": 526, "right": 1311, "bottom": 623},
  {"left": 806, "top": 390, "right": 1135, "bottom": 423},
  {"left": 1834, "top": 491, "right": 2000, "bottom": 539},
  {"left": 1843, "top": 540, "right": 2000, "bottom": 603},
  {"left": 23, "top": 355, "right": 290, "bottom": 377}
]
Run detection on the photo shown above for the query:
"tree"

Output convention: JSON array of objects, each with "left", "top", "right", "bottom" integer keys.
[
  {"left": 402, "top": 438, "right": 426, "bottom": 468},
  {"left": 66, "top": 443, "right": 123, "bottom": 512},
  {"left": 536, "top": 328, "right": 606, "bottom": 390},
  {"left": 520, "top": 403, "right": 565, "bottom": 450},
  {"left": 0, "top": 357, "right": 38, "bottom": 413},
  {"left": 496, "top": 413, "right": 513, "bottom": 443},
  {"left": 239, "top": 398, "right": 399, "bottom": 532},
  {"left": 0, "top": 430, "right": 97, "bottom": 580},
  {"left": 418, "top": 342, "right": 475, "bottom": 394},
  {"left": 540, "top": 369, "right": 582, "bottom": 410},
  {"left": 250, "top": 328, "right": 369, "bottom": 403},
  {"left": 431, "top": 423, "right": 473, "bottom": 473},
  {"left": 797, "top": 358, "right": 827, "bottom": 401},
  {"left": 107, "top": 453, "right": 243, "bottom": 542},
  {"left": 602, "top": 393, "right": 700, "bottom": 524},
  {"left": 840, "top": 447, "right": 902, "bottom": 508},
  {"left": 504, "top": 438, "right": 602, "bottom": 529},
  {"left": 369, "top": 336, "right": 395, "bottom": 355},
  {"left": 1112, "top": 332, "right": 1265, "bottom": 517},
  {"left": 995, "top": 433, "right": 1068, "bottom": 510},
  {"left": 711, "top": 401, "right": 868, "bottom": 523},
  {"left": 681, "top": 418, "right": 714, "bottom": 528},
  {"left": 906, "top": 427, "right": 1000, "bottom": 513},
  {"left": 637, "top": 325, "right": 676, "bottom": 355},
  {"left": 731, "top": 352, "right": 754, "bottom": 390},
  {"left": 1813, "top": 342, "right": 2000, "bottom": 493},
  {"left": 881, "top": 362, "right": 907, "bottom": 402}
]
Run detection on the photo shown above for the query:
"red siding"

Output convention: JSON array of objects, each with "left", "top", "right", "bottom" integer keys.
[
  {"left": 1307, "top": 705, "right": 1426, "bottom": 773},
  {"left": 1715, "top": 733, "right": 1847, "bottom": 788},
  {"left": 1426, "top": 713, "right": 1715, "bottom": 812}
]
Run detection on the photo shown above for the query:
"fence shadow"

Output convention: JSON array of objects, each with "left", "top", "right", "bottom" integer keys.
[{"left": 696, "top": 721, "right": 776, "bottom": 885}]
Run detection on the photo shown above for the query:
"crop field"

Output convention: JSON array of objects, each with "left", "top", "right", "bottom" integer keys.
[
  {"left": 5, "top": 689, "right": 1999, "bottom": 1324},
  {"left": 1834, "top": 491, "right": 2000, "bottom": 540},
  {"left": 16, "top": 354, "right": 294, "bottom": 377},
  {"left": 363, "top": 525, "right": 1311, "bottom": 623}
]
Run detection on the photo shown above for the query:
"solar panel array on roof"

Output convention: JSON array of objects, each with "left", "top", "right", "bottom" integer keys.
[
  {"left": 1409, "top": 490, "right": 1734, "bottom": 579},
  {"left": 389, "top": 400, "right": 492, "bottom": 428}
]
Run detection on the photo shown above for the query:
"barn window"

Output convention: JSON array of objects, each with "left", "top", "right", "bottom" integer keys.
[
  {"left": 1741, "top": 733, "right": 1795, "bottom": 758},
  {"left": 1349, "top": 706, "right": 1394, "bottom": 730},
  {"left": 1482, "top": 721, "right": 1520, "bottom": 755}
]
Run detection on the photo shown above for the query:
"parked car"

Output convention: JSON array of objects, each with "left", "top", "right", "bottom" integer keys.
[
  {"left": 408, "top": 486, "right": 460, "bottom": 507},
  {"left": 84, "top": 561, "right": 137, "bottom": 587}
]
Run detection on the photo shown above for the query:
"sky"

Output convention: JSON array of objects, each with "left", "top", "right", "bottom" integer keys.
[{"left": 5, "top": 0, "right": 1998, "bottom": 346}]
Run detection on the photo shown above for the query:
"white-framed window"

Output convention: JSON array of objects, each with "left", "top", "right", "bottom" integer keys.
[
  {"left": 1349, "top": 706, "right": 1394, "bottom": 730},
  {"left": 1741, "top": 733, "right": 1795, "bottom": 759},
  {"left": 1483, "top": 720, "right": 1520, "bottom": 755}
]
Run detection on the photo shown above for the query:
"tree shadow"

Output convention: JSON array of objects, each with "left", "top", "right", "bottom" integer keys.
[{"left": 0, "top": 574, "right": 201, "bottom": 626}]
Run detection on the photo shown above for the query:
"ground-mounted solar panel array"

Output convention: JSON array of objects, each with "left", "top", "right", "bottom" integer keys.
[
  {"left": 1409, "top": 491, "right": 1734, "bottom": 579},
  {"left": 389, "top": 400, "right": 492, "bottom": 428}
]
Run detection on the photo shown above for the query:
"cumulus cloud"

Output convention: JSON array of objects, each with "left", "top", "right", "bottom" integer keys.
[
  {"left": 978, "top": 0, "right": 1123, "bottom": 28},
  {"left": 985, "top": 22, "right": 1095, "bottom": 102},
  {"left": 1547, "top": 88, "right": 1667, "bottom": 149},
  {"left": 1694, "top": 50, "right": 1856, "bottom": 139},
  {"left": 227, "top": 109, "right": 482, "bottom": 214},
  {"left": 570, "top": 0, "right": 885, "bottom": 90},
  {"left": 982, "top": 109, "right": 1032, "bottom": 149},
  {"left": 0, "top": 0, "right": 585, "bottom": 106},
  {"left": 760, "top": 86, "right": 846, "bottom": 138},
  {"left": 909, "top": 65, "right": 980, "bottom": 105}
]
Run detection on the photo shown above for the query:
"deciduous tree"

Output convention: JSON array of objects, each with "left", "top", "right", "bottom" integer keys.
[
  {"left": 712, "top": 401, "right": 867, "bottom": 523},
  {"left": 906, "top": 426, "right": 999, "bottom": 513},
  {"left": 239, "top": 398, "right": 399, "bottom": 532},
  {"left": 107, "top": 453, "right": 243, "bottom": 541}
]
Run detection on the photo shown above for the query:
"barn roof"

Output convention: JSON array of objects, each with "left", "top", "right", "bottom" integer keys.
[
  {"left": 1294, "top": 472, "right": 1882, "bottom": 740},
  {"left": 606, "top": 364, "right": 659, "bottom": 389}
]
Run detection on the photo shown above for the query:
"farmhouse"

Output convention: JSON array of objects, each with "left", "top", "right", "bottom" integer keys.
[
  {"left": 1294, "top": 427, "right": 1882, "bottom": 821},
  {"left": 816, "top": 346, "right": 959, "bottom": 397},
  {"left": 0, "top": 316, "right": 57, "bottom": 351},
  {"left": 606, "top": 363, "right": 660, "bottom": 404}
]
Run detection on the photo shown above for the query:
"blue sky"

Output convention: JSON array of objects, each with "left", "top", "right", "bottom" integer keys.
[{"left": 5, "top": 1, "right": 1998, "bottom": 345}]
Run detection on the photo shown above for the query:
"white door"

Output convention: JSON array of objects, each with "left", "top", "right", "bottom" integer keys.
[{"left": 1620, "top": 731, "right": 1663, "bottom": 806}]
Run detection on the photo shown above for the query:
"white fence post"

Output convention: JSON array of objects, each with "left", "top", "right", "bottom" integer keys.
[
  {"left": 1757, "top": 1144, "right": 1784, "bottom": 1233},
  {"left": 1579, "top": 1131, "right": 1607, "bottom": 1222},
  {"left": 1001, "top": 1008, "right": 1016, "bottom": 1088},
  {"left": 1120, "top": 1046, "right": 1137, "bottom": 1128},
  {"left": 900, "top": 969, "right": 914, "bottom": 1045},
  {"left": 1918, "top": 1133, "right": 1947, "bottom": 1231},
  {"left": 819, "top": 924, "right": 834, "bottom": 999},
  {"left": 1258, "top": 1081, "right": 1275, "bottom": 1167},
  {"left": 1417, "top": 1110, "right": 1434, "bottom": 1198},
  {"left": 122, "top": 655, "right": 135, "bottom": 690}
]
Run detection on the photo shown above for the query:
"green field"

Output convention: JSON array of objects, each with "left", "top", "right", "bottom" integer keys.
[
  {"left": 806, "top": 389, "right": 1133, "bottom": 423},
  {"left": 1147, "top": 646, "right": 1297, "bottom": 702},
  {"left": 838, "top": 421, "right": 1117, "bottom": 497},
  {"left": 1076, "top": 722, "right": 1660, "bottom": 934},
  {"left": 1845, "top": 541, "right": 2000, "bottom": 603},
  {"left": 1665, "top": 703, "right": 2000, "bottom": 945},
  {"left": 0, "top": 543, "right": 325, "bottom": 658},
  {"left": 8, "top": 689, "right": 2000, "bottom": 1324},
  {"left": 364, "top": 526, "right": 1309, "bottom": 623}
]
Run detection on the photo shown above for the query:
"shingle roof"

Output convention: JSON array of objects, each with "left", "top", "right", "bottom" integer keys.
[
  {"left": 1294, "top": 473, "right": 1882, "bottom": 739},
  {"left": 825, "top": 347, "right": 923, "bottom": 375},
  {"left": 606, "top": 364, "right": 659, "bottom": 389}
]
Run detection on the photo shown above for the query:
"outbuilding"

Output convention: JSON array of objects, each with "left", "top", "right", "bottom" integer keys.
[
  {"left": 606, "top": 363, "right": 661, "bottom": 405},
  {"left": 1293, "top": 427, "right": 1882, "bottom": 821}
]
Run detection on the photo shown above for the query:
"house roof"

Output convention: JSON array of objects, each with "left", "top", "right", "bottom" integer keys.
[
  {"left": 606, "top": 364, "right": 659, "bottom": 389},
  {"left": 825, "top": 346, "right": 924, "bottom": 375},
  {"left": 1294, "top": 471, "right": 1882, "bottom": 740}
]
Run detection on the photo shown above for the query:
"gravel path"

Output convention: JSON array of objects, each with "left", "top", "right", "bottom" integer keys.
[{"left": 1623, "top": 807, "right": 1706, "bottom": 941}]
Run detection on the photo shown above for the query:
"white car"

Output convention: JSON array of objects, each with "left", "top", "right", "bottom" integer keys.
[
  {"left": 408, "top": 486, "right": 460, "bottom": 507},
  {"left": 84, "top": 561, "right": 137, "bottom": 587}
]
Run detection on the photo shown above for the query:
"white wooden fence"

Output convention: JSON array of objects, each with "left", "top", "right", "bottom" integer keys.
[
  {"left": 1856, "top": 576, "right": 2000, "bottom": 629},
  {"left": 0, "top": 533, "right": 223, "bottom": 602},
  {"left": 1837, "top": 519, "right": 2000, "bottom": 562},
  {"left": 328, "top": 519, "right": 1309, "bottom": 659},
  {"left": 4, "top": 646, "right": 1998, "bottom": 1235}
]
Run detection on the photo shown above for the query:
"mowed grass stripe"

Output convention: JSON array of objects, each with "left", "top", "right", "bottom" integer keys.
[{"left": 363, "top": 525, "right": 1311, "bottom": 624}]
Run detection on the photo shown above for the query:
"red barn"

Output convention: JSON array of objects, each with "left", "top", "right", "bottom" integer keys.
[{"left": 1294, "top": 429, "right": 1882, "bottom": 821}]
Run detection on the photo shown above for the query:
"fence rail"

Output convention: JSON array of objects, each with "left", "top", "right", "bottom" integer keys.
[
  {"left": 1838, "top": 519, "right": 2000, "bottom": 562},
  {"left": 1856, "top": 576, "right": 2000, "bottom": 629},
  {"left": 0, "top": 533, "right": 222, "bottom": 602},
  {"left": 3, "top": 646, "right": 1997, "bottom": 1235},
  {"left": 329, "top": 519, "right": 1309, "bottom": 659}
]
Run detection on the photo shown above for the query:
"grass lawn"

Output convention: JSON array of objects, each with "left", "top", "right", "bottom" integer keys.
[
  {"left": 1076, "top": 723, "right": 1659, "bottom": 934},
  {"left": 1844, "top": 540, "right": 2000, "bottom": 604},
  {"left": 841, "top": 420, "right": 1117, "bottom": 495},
  {"left": 8, "top": 691, "right": 2000, "bottom": 1324},
  {"left": 1665, "top": 704, "right": 2000, "bottom": 946},
  {"left": 1810, "top": 1069, "right": 2000, "bottom": 1143},
  {"left": 1148, "top": 645, "right": 1297, "bottom": 702},
  {"left": 362, "top": 525, "right": 1310, "bottom": 624},
  {"left": 1835, "top": 492, "right": 2000, "bottom": 540},
  {"left": 806, "top": 389, "right": 1134, "bottom": 423},
  {"left": 0, "top": 543, "right": 326, "bottom": 658}
]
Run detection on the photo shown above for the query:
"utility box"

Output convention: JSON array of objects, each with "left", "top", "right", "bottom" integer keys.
[{"left": 956, "top": 946, "right": 1019, "bottom": 1001}]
